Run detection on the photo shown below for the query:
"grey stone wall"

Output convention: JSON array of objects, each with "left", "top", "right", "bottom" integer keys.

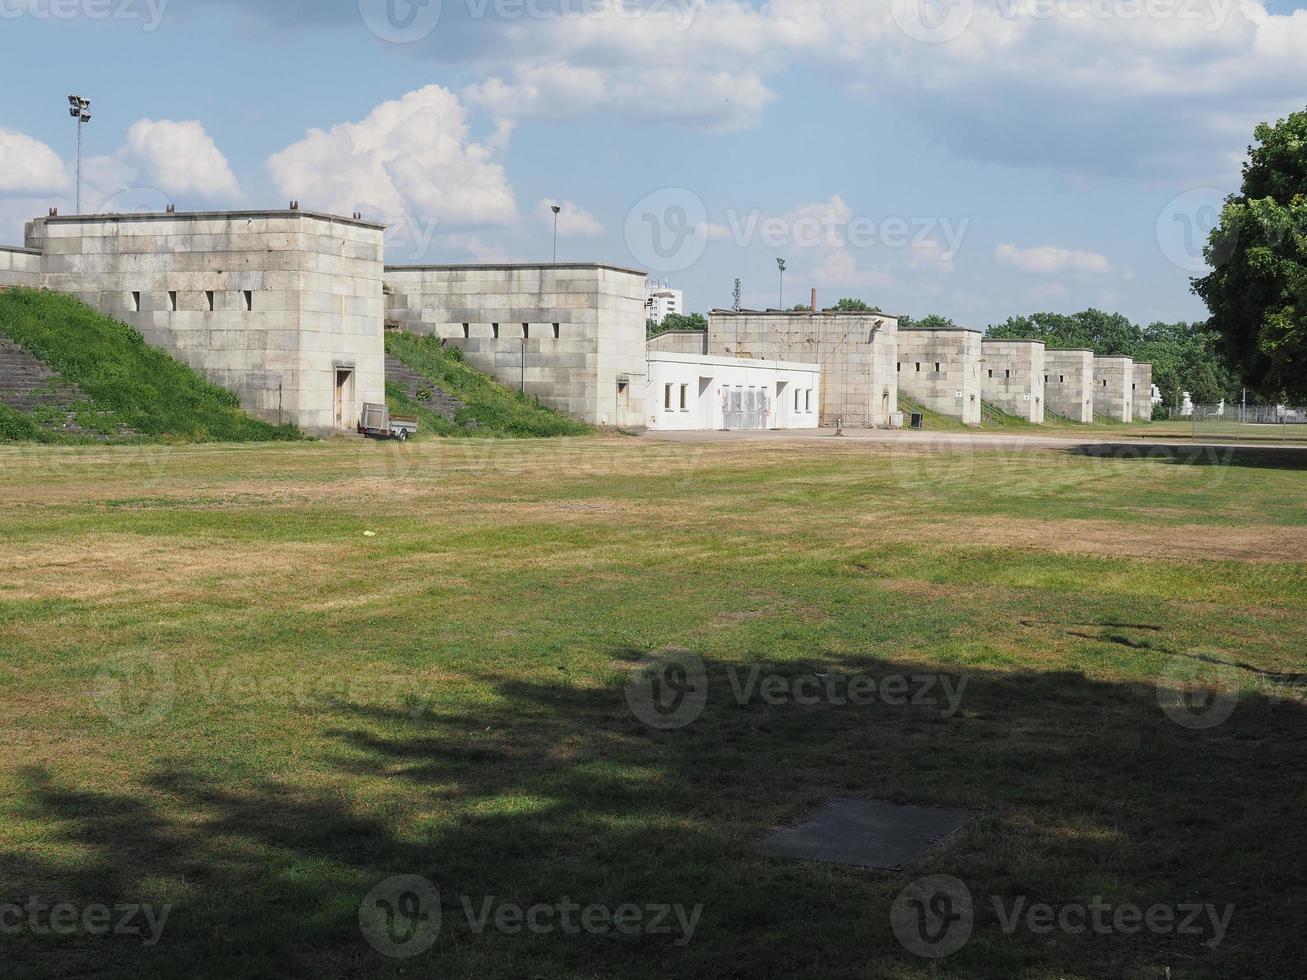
[
  {"left": 647, "top": 331, "right": 708, "bottom": 355},
  {"left": 897, "top": 328, "right": 983, "bottom": 425},
  {"left": 385, "top": 263, "right": 648, "bottom": 428},
  {"left": 1093, "top": 356, "right": 1134, "bottom": 422},
  {"left": 1132, "top": 362, "right": 1153, "bottom": 421},
  {"left": 23, "top": 210, "right": 385, "bottom": 435},
  {"left": 1043, "top": 349, "right": 1095, "bottom": 423},
  {"left": 981, "top": 339, "right": 1046, "bottom": 423},
  {"left": 0, "top": 246, "right": 42, "bottom": 289},
  {"left": 705, "top": 311, "right": 898, "bottom": 428}
]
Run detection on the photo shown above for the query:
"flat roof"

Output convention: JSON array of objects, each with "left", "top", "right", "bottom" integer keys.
[
  {"left": 388, "top": 261, "right": 647, "bottom": 276},
  {"left": 648, "top": 350, "right": 819, "bottom": 373},
  {"left": 0, "top": 245, "right": 41, "bottom": 255},
  {"left": 982, "top": 336, "right": 1045, "bottom": 345},
  {"left": 899, "top": 324, "right": 983, "bottom": 334},
  {"left": 710, "top": 308, "right": 903, "bottom": 319},
  {"left": 37, "top": 209, "right": 386, "bottom": 230},
  {"left": 1045, "top": 347, "right": 1096, "bottom": 354}
]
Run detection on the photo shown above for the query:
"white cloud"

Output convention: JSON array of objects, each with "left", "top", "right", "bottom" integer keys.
[
  {"left": 464, "top": 61, "right": 776, "bottom": 132},
  {"left": 809, "top": 248, "right": 894, "bottom": 289},
  {"left": 1023, "top": 282, "right": 1070, "bottom": 303},
  {"left": 267, "top": 85, "right": 516, "bottom": 230},
  {"left": 995, "top": 243, "right": 1112, "bottom": 275},
  {"left": 0, "top": 129, "right": 70, "bottom": 194},
  {"left": 122, "top": 119, "right": 240, "bottom": 199},
  {"left": 538, "top": 199, "right": 603, "bottom": 237}
]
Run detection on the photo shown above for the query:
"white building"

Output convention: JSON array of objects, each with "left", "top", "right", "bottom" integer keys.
[
  {"left": 646, "top": 281, "right": 684, "bottom": 325},
  {"left": 644, "top": 351, "right": 821, "bottom": 431}
]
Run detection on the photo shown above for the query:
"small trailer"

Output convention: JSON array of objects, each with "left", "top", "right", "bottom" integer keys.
[{"left": 358, "top": 403, "right": 418, "bottom": 441}]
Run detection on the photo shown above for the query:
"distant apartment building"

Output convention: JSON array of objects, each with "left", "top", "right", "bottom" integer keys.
[{"left": 646, "top": 281, "right": 684, "bottom": 325}]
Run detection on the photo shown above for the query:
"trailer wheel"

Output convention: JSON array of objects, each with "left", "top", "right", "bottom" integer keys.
[{"left": 396, "top": 429, "right": 408, "bottom": 442}]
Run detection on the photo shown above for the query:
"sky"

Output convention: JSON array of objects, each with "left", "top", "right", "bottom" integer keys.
[{"left": 1, "top": 0, "right": 1306, "bottom": 326}]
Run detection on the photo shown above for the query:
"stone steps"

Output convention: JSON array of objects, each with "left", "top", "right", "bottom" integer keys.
[
  {"left": 0, "top": 336, "right": 84, "bottom": 412},
  {"left": 384, "top": 354, "right": 476, "bottom": 427},
  {"left": 0, "top": 335, "right": 134, "bottom": 436}
]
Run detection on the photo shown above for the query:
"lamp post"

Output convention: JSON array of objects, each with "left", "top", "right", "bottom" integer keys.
[
  {"left": 776, "top": 258, "right": 786, "bottom": 310},
  {"left": 68, "top": 95, "right": 92, "bottom": 214},
  {"left": 551, "top": 204, "right": 562, "bottom": 263}
]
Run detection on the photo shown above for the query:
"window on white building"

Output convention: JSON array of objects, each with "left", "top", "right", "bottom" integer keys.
[
  {"left": 664, "top": 384, "right": 673, "bottom": 411},
  {"left": 679, "top": 384, "right": 688, "bottom": 410}
]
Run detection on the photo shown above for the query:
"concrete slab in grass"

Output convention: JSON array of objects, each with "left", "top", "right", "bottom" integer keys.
[{"left": 757, "top": 799, "right": 973, "bottom": 871}]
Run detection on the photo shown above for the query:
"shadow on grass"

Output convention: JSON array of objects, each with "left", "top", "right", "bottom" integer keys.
[
  {"left": 1063, "top": 442, "right": 1307, "bottom": 469},
  {"left": 3, "top": 652, "right": 1305, "bottom": 979}
]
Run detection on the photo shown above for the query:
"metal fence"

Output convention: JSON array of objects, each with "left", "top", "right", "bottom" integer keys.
[{"left": 1189, "top": 404, "right": 1307, "bottom": 442}]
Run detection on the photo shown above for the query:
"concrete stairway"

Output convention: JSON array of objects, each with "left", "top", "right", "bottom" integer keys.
[
  {"left": 0, "top": 336, "right": 84, "bottom": 414},
  {"left": 384, "top": 355, "right": 475, "bottom": 427}
]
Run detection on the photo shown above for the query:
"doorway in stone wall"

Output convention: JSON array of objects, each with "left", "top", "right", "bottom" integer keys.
[{"left": 334, "top": 367, "right": 355, "bottom": 430}]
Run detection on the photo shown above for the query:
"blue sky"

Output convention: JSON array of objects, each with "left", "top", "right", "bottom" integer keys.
[{"left": 2, "top": 0, "right": 1306, "bottom": 326}]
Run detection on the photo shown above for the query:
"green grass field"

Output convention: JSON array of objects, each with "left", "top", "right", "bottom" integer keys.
[{"left": 0, "top": 437, "right": 1303, "bottom": 978}]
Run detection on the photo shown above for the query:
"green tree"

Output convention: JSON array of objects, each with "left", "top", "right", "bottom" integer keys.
[
  {"left": 647, "top": 312, "right": 709, "bottom": 338},
  {"left": 986, "top": 309, "right": 1137, "bottom": 353},
  {"left": 900, "top": 314, "right": 959, "bottom": 330},
  {"left": 832, "top": 298, "right": 879, "bottom": 312},
  {"left": 1194, "top": 109, "right": 1307, "bottom": 398}
]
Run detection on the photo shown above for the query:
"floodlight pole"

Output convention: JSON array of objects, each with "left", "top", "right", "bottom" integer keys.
[
  {"left": 551, "top": 204, "right": 562, "bottom": 264},
  {"left": 68, "top": 95, "right": 91, "bottom": 214},
  {"left": 776, "top": 258, "right": 786, "bottom": 309}
]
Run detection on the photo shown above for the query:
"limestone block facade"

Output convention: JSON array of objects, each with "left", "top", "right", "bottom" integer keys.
[
  {"left": 897, "top": 327, "right": 983, "bottom": 425},
  {"left": 706, "top": 310, "right": 898, "bottom": 428},
  {"left": 1093, "top": 356, "right": 1134, "bottom": 422},
  {"left": 385, "top": 263, "right": 648, "bottom": 428},
  {"left": 981, "top": 339, "right": 1046, "bottom": 423},
  {"left": 1132, "top": 362, "right": 1154, "bottom": 421},
  {"left": 22, "top": 210, "right": 386, "bottom": 435},
  {"left": 0, "top": 246, "right": 42, "bottom": 289},
  {"left": 647, "top": 331, "right": 708, "bottom": 355},
  {"left": 1043, "top": 349, "right": 1095, "bottom": 423},
  {"left": 645, "top": 352, "right": 821, "bottom": 431}
]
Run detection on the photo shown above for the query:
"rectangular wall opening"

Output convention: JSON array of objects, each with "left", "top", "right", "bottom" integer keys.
[
  {"left": 168, "top": 290, "right": 177, "bottom": 312},
  {"left": 334, "top": 367, "right": 355, "bottom": 431},
  {"left": 243, "top": 290, "right": 253, "bottom": 312},
  {"left": 492, "top": 323, "right": 499, "bottom": 339},
  {"left": 205, "top": 290, "right": 215, "bottom": 312},
  {"left": 552, "top": 323, "right": 560, "bottom": 339},
  {"left": 522, "top": 323, "right": 529, "bottom": 339},
  {"left": 130, "top": 291, "right": 140, "bottom": 312},
  {"left": 462, "top": 323, "right": 470, "bottom": 338}
]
